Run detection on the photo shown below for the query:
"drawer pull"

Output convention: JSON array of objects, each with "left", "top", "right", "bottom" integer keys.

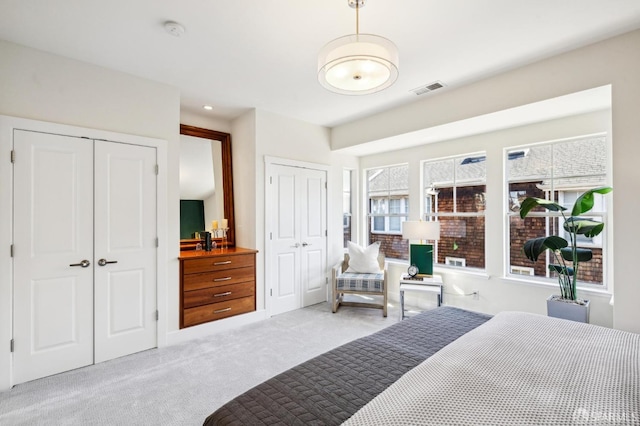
[
  {"left": 214, "top": 307, "right": 232, "bottom": 314},
  {"left": 213, "top": 277, "right": 232, "bottom": 282},
  {"left": 214, "top": 291, "right": 232, "bottom": 297},
  {"left": 214, "top": 261, "right": 232, "bottom": 265}
]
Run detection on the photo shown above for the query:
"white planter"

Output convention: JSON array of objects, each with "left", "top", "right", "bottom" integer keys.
[{"left": 546, "top": 295, "right": 590, "bottom": 323}]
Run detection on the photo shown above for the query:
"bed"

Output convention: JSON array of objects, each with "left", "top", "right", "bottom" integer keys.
[{"left": 204, "top": 306, "right": 640, "bottom": 425}]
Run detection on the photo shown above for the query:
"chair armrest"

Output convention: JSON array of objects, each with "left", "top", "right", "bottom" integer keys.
[{"left": 331, "top": 260, "right": 344, "bottom": 281}]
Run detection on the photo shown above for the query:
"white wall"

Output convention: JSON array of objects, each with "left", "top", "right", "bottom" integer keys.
[
  {"left": 0, "top": 40, "right": 181, "bottom": 390},
  {"left": 333, "top": 29, "right": 640, "bottom": 333},
  {"left": 180, "top": 110, "right": 232, "bottom": 134},
  {"left": 231, "top": 109, "right": 358, "bottom": 313},
  {"left": 360, "top": 110, "right": 613, "bottom": 326}
]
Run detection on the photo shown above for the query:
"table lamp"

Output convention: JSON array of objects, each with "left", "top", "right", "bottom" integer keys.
[{"left": 402, "top": 220, "right": 441, "bottom": 276}]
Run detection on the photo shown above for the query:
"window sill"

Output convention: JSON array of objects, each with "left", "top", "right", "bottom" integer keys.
[
  {"left": 502, "top": 276, "right": 612, "bottom": 298},
  {"left": 385, "top": 259, "right": 490, "bottom": 280}
]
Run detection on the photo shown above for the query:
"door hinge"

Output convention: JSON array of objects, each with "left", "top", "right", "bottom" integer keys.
[
  {"left": 270, "top": 289, "right": 273, "bottom": 297},
  {"left": 269, "top": 176, "right": 272, "bottom": 184},
  {"left": 10, "top": 339, "right": 14, "bottom": 353},
  {"left": 325, "top": 230, "right": 327, "bottom": 236},
  {"left": 10, "top": 150, "right": 15, "bottom": 163},
  {"left": 155, "top": 237, "right": 159, "bottom": 247},
  {"left": 270, "top": 232, "right": 272, "bottom": 240},
  {"left": 155, "top": 310, "right": 159, "bottom": 321},
  {"left": 155, "top": 164, "right": 159, "bottom": 175},
  {"left": 325, "top": 181, "right": 327, "bottom": 189},
  {"left": 10, "top": 244, "right": 14, "bottom": 257},
  {"left": 326, "top": 277, "right": 328, "bottom": 284}
]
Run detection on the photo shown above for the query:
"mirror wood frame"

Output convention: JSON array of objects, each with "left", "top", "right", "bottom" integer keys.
[{"left": 179, "top": 124, "right": 235, "bottom": 248}]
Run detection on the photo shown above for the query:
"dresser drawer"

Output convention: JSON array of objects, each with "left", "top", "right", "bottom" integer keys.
[
  {"left": 183, "top": 282, "right": 255, "bottom": 309},
  {"left": 183, "top": 266, "right": 255, "bottom": 292},
  {"left": 183, "top": 296, "right": 255, "bottom": 327},
  {"left": 182, "top": 254, "right": 254, "bottom": 275}
]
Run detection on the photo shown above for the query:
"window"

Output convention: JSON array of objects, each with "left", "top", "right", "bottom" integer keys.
[
  {"left": 366, "top": 164, "right": 409, "bottom": 260},
  {"left": 510, "top": 265, "right": 535, "bottom": 276},
  {"left": 506, "top": 134, "right": 609, "bottom": 286},
  {"left": 445, "top": 257, "right": 466, "bottom": 267},
  {"left": 423, "top": 153, "right": 486, "bottom": 271},
  {"left": 343, "top": 169, "right": 353, "bottom": 248}
]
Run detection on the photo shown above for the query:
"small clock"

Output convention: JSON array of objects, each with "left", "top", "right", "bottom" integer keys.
[{"left": 407, "top": 264, "right": 419, "bottom": 277}]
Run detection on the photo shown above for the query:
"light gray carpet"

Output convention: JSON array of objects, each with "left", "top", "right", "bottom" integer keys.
[{"left": 0, "top": 300, "right": 403, "bottom": 425}]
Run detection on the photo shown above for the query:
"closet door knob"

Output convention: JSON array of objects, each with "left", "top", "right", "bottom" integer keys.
[
  {"left": 302, "top": 242, "right": 310, "bottom": 247},
  {"left": 69, "top": 260, "right": 90, "bottom": 268},
  {"left": 97, "top": 258, "right": 118, "bottom": 266}
]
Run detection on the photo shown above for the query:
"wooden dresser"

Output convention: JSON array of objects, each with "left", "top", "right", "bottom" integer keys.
[{"left": 179, "top": 247, "right": 258, "bottom": 328}]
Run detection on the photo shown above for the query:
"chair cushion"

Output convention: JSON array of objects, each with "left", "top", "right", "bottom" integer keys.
[
  {"left": 345, "top": 241, "right": 382, "bottom": 273},
  {"left": 336, "top": 272, "right": 385, "bottom": 292}
]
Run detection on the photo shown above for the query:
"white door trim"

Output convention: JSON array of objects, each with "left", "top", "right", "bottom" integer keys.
[
  {"left": 264, "top": 156, "right": 331, "bottom": 317},
  {"left": 0, "top": 115, "right": 168, "bottom": 391}
]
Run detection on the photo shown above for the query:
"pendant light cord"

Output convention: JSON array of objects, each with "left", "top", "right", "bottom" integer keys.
[{"left": 355, "top": 1, "right": 360, "bottom": 35}]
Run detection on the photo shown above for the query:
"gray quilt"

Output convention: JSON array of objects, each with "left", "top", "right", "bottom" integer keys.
[
  {"left": 203, "top": 307, "right": 491, "bottom": 425},
  {"left": 345, "top": 311, "right": 640, "bottom": 426}
]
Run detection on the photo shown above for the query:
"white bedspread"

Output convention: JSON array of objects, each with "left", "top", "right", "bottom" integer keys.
[{"left": 344, "top": 311, "right": 640, "bottom": 426}]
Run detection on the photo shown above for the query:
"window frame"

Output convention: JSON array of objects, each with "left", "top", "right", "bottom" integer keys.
[
  {"left": 422, "top": 152, "right": 487, "bottom": 272},
  {"left": 504, "top": 133, "right": 610, "bottom": 290},
  {"left": 365, "top": 163, "right": 410, "bottom": 260}
]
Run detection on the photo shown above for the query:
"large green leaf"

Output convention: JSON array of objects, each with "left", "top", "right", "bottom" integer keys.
[
  {"left": 519, "top": 197, "right": 567, "bottom": 219},
  {"left": 549, "top": 264, "right": 574, "bottom": 276},
  {"left": 560, "top": 247, "right": 593, "bottom": 262},
  {"left": 522, "top": 236, "right": 568, "bottom": 262},
  {"left": 563, "top": 217, "right": 605, "bottom": 237},
  {"left": 571, "top": 186, "right": 613, "bottom": 216}
]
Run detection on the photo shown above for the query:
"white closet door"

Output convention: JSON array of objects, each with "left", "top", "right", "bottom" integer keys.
[
  {"left": 270, "top": 165, "right": 301, "bottom": 316},
  {"left": 269, "top": 164, "right": 327, "bottom": 316},
  {"left": 94, "top": 141, "right": 157, "bottom": 363},
  {"left": 300, "top": 168, "right": 327, "bottom": 307},
  {"left": 13, "top": 130, "right": 94, "bottom": 384}
]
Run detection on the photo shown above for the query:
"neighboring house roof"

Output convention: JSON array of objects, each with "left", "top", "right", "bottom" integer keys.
[
  {"left": 368, "top": 135, "right": 607, "bottom": 196},
  {"left": 368, "top": 165, "right": 409, "bottom": 197},
  {"left": 507, "top": 135, "right": 607, "bottom": 190}
]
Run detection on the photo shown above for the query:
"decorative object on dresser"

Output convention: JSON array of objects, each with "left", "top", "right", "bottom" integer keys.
[{"left": 179, "top": 247, "right": 257, "bottom": 328}]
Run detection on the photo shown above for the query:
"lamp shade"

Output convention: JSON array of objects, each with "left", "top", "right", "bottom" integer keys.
[
  {"left": 318, "top": 34, "right": 399, "bottom": 95},
  {"left": 402, "top": 221, "right": 440, "bottom": 241}
]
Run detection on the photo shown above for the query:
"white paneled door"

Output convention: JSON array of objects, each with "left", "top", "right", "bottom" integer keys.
[
  {"left": 12, "top": 131, "right": 157, "bottom": 384},
  {"left": 13, "top": 131, "right": 95, "bottom": 384},
  {"left": 94, "top": 141, "right": 157, "bottom": 363},
  {"left": 269, "top": 164, "right": 327, "bottom": 316}
]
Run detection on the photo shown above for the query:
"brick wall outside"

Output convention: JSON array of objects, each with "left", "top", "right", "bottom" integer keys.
[
  {"left": 508, "top": 182, "right": 604, "bottom": 284},
  {"left": 431, "top": 185, "right": 486, "bottom": 269},
  {"left": 369, "top": 227, "right": 408, "bottom": 260}
]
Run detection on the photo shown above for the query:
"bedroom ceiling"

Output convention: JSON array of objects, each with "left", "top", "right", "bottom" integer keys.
[{"left": 1, "top": 0, "right": 640, "bottom": 128}]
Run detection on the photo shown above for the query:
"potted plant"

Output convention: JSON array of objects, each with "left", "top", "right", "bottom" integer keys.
[{"left": 519, "top": 186, "right": 612, "bottom": 322}]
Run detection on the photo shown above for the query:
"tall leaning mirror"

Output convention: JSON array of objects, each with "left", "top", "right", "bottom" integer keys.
[{"left": 179, "top": 124, "right": 235, "bottom": 249}]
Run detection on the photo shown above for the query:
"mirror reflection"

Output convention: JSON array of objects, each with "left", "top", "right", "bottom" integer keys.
[
  {"left": 179, "top": 124, "right": 235, "bottom": 249},
  {"left": 179, "top": 134, "right": 224, "bottom": 239}
]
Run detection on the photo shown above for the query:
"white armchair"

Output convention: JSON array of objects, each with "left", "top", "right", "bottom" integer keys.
[{"left": 331, "top": 252, "right": 388, "bottom": 317}]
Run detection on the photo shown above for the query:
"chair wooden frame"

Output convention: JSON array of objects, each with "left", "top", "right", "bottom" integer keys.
[{"left": 331, "top": 252, "right": 388, "bottom": 317}]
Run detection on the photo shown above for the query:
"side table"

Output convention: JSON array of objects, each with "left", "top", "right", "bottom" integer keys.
[{"left": 399, "top": 275, "right": 443, "bottom": 320}]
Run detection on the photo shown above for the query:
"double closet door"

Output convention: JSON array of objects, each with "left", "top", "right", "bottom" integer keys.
[
  {"left": 269, "top": 163, "right": 327, "bottom": 316},
  {"left": 12, "top": 130, "right": 158, "bottom": 385}
]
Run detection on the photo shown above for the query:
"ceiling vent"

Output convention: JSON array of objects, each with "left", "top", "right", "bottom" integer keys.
[{"left": 411, "top": 81, "right": 446, "bottom": 96}]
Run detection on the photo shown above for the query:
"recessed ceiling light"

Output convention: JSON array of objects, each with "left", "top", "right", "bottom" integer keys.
[
  {"left": 164, "top": 21, "right": 185, "bottom": 37},
  {"left": 203, "top": 105, "right": 214, "bottom": 111}
]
